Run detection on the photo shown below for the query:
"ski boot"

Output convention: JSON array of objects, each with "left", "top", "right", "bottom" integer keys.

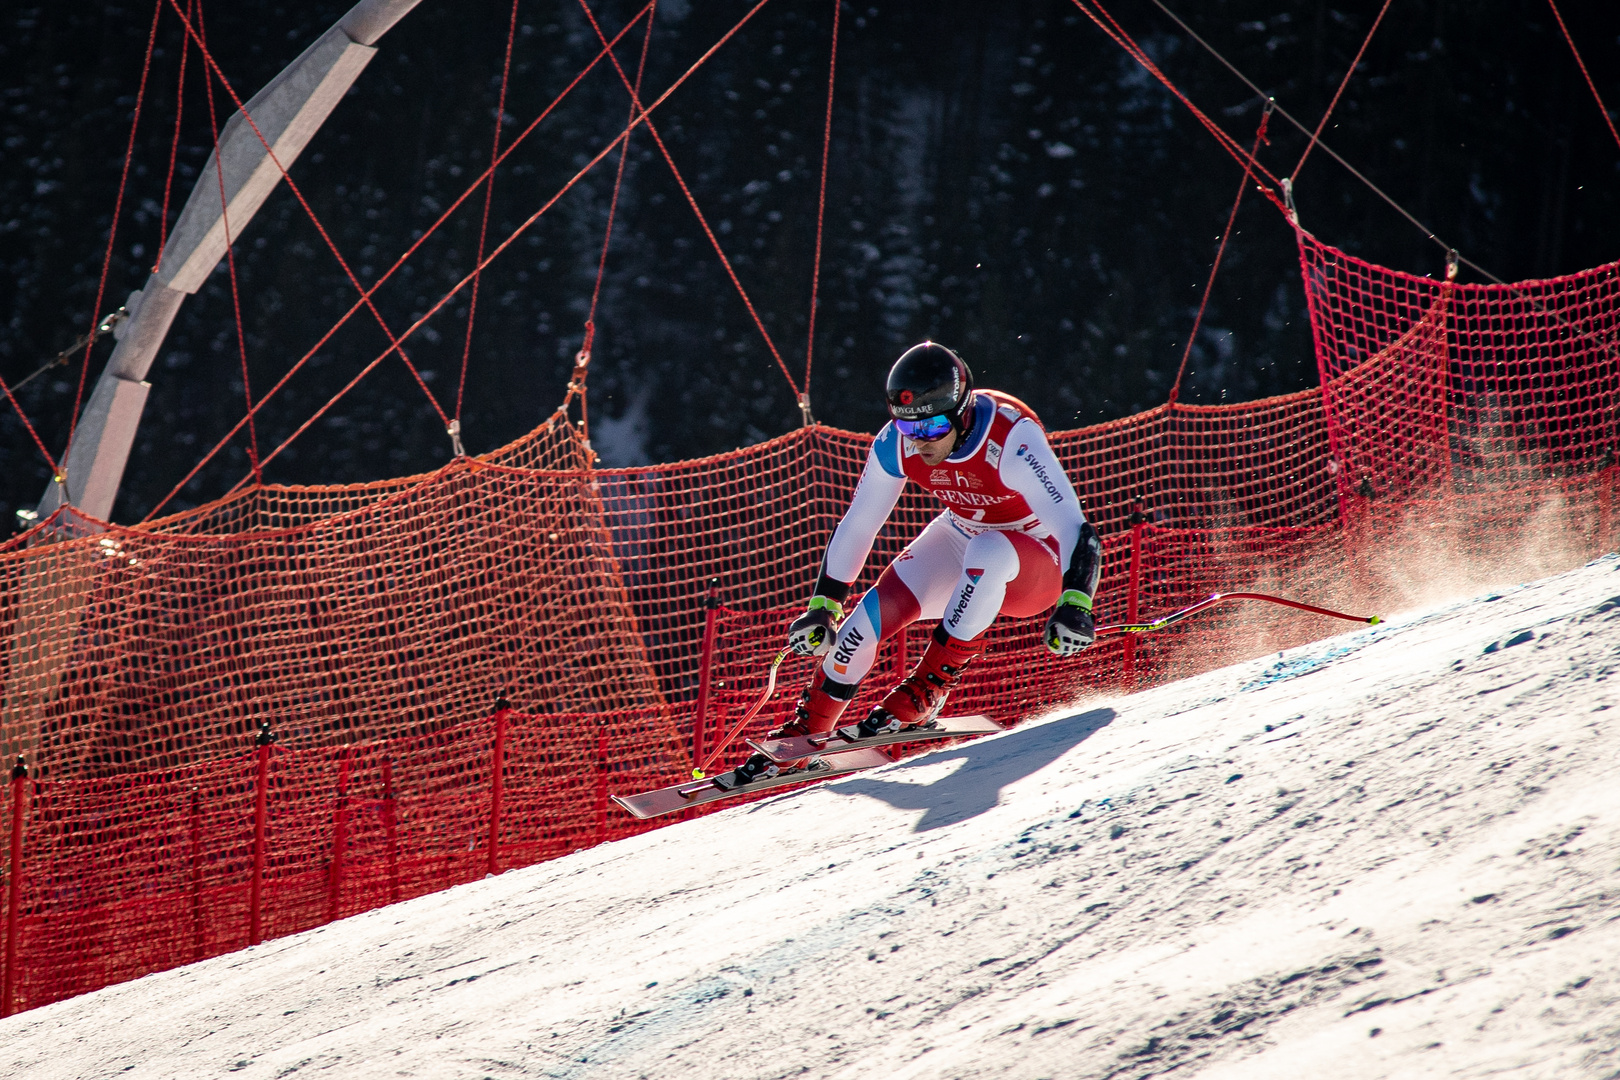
[
  {"left": 730, "top": 680, "right": 855, "bottom": 784},
  {"left": 842, "top": 627, "right": 982, "bottom": 740}
]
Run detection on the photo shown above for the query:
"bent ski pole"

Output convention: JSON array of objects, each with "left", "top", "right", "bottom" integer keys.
[
  {"left": 1096, "top": 591, "right": 1380, "bottom": 637},
  {"left": 693, "top": 647, "right": 791, "bottom": 778}
]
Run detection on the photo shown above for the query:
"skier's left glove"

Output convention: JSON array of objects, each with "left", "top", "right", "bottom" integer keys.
[
  {"left": 1044, "top": 591, "right": 1095, "bottom": 656},
  {"left": 1046, "top": 520, "right": 1102, "bottom": 657},
  {"left": 787, "top": 597, "right": 843, "bottom": 657},
  {"left": 787, "top": 573, "right": 852, "bottom": 657}
]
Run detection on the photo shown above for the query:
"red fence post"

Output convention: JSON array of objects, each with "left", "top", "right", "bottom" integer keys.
[
  {"left": 381, "top": 758, "right": 400, "bottom": 904},
  {"left": 894, "top": 623, "right": 909, "bottom": 681},
  {"left": 1124, "top": 501, "right": 1147, "bottom": 687},
  {"left": 487, "top": 699, "right": 511, "bottom": 878},
  {"left": 2, "top": 756, "right": 27, "bottom": 1018},
  {"left": 189, "top": 788, "right": 204, "bottom": 963},
  {"left": 691, "top": 579, "right": 721, "bottom": 770},
  {"left": 328, "top": 750, "right": 351, "bottom": 923},
  {"left": 593, "top": 725, "right": 610, "bottom": 844},
  {"left": 1600, "top": 460, "right": 1615, "bottom": 552},
  {"left": 249, "top": 721, "right": 276, "bottom": 947}
]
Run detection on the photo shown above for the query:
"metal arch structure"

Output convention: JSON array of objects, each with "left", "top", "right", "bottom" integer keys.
[{"left": 37, "top": 0, "right": 426, "bottom": 527}]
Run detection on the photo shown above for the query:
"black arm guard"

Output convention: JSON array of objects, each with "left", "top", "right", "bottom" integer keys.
[
  {"left": 811, "top": 570, "right": 852, "bottom": 607},
  {"left": 788, "top": 569, "right": 853, "bottom": 658},
  {"left": 1062, "top": 521, "right": 1102, "bottom": 599}
]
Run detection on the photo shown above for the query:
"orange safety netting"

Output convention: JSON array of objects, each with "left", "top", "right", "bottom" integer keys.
[{"left": 2, "top": 232, "right": 1618, "bottom": 1014}]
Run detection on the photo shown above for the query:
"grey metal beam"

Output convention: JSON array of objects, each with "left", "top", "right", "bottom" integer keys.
[{"left": 37, "top": 0, "right": 424, "bottom": 526}]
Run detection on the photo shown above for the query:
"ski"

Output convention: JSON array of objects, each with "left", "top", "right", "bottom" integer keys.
[
  {"left": 611, "top": 747, "right": 892, "bottom": 820},
  {"left": 747, "top": 713, "right": 1003, "bottom": 764}
]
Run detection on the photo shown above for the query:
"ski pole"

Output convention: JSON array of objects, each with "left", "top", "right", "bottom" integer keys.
[
  {"left": 1095, "top": 591, "right": 1380, "bottom": 637},
  {"left": 693, "top": 647, "right": 791, "bottom": 779}
]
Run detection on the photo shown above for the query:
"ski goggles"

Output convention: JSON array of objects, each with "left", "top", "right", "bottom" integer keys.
[{"left": 894, "top": 414, "right": 953, "bottom": 441}]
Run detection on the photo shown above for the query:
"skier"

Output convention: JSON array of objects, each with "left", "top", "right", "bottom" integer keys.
[{"left": 734, "top": 342, "right": 1101, "bottom": 783}]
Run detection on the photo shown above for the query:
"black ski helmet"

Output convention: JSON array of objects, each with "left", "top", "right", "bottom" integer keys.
[{"left": 886, "top": 342, "right": 974, "bottom": 434}]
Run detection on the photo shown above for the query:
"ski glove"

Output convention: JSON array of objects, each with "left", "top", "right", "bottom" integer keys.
[
  {"left": 1044, "top": 590, "right": 1096, "bottom": 657},
  {"left": 787, "top": 596, "right": 844, "bottom": 657}
]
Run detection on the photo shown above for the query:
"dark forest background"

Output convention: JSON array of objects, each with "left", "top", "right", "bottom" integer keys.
[{"left": 2, "top": 0, "right": 1618, "bottom": 526}]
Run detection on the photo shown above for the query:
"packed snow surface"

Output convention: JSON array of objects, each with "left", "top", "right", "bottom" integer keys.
[{"left": 8, "top": 557, "right": 1620, "bottom": 1079}]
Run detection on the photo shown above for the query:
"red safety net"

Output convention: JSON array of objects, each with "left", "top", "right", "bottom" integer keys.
[{"left": 2, "top": 233, "right": 1619, "bottom": 1014}]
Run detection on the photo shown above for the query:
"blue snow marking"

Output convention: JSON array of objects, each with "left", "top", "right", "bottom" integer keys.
[
  {"left": 873, "top": 423, "right": 903, "bottom": 477},
  {"left": 1240, "top": 644, "right": 1355, "bottom": 692}
]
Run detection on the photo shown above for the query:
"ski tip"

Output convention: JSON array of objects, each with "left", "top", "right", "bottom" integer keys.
[
  {"left": 1368, "top": 615, "right": 1382, "bottom": 625},
  {"left": 608, "top": 795, "right": 648, "bottom": 820}
]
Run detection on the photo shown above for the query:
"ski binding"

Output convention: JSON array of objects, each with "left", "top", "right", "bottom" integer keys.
[
  {"left": 747, "top": 713, "right": 1002, "bottom": 764},
  {"left": 611, "top": 747, "right": 890, "bottom": 820}
]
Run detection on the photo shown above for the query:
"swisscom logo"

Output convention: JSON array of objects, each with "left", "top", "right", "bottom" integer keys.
[{"left": 1016, "top": 444, "right": 1063, "bottom": 503}]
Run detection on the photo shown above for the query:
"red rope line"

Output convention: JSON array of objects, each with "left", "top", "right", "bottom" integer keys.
[
  {"left": 69, "top": 0, "right": 164, "bottom": 461},
  {"left": 457, "top": 0, "right": 523, "bottom": 426},
  {"left": 582, "top": 0, "right": 659, "bottom": 377},
  {"left": 574, "top": 0, "right": 659, "bottom": 447},
  {"left": 1546, "top": 0, "right": 1620, "bottom": 155},
  {"left": 1141, "top": 0, "right": 1491, "bottom": 272},
  {"left": 803, "top": 0, "right": 841, "bottom": 411},
  {"left": 164, "top": 0, "right": 451, "bottom": 434},
  {"left": 1292, "top": 0, "right": 1392, "bottom": 182},
  {"left": 155, "top": 0, "right": 194, "bottom": 273},
  {"left": 141, "top": 5, "right": 658, "bottom": 521},
  {"left": 1167, "top": 105, "right": 1271, "bottom": 406},
  {"left": 179, "top": 0, "right": 778, "bottom": 514},
  {"left": 0, "top": 372, "right": 63, "bottom": 481},
  {"left": 577, "top": 0, "right": 799, "bottom": 399},
  {"left": 197, "top": 1, "right": 260, "bottom": 481},
  {"left": 589, "top": 1, "right": 658, "bottom": 331},
  {"left": 1068, "top": 0, "right": 1287, "bottom": 215}
]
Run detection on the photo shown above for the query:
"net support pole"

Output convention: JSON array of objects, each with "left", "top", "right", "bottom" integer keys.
[
  {"left": 593, "top": 727, "right": 610, "bottom": 844},
  {"left": 248, "top": 722, "right": 274, "bottom": 946},
  {"left": 486, "top": 700, "right": 510, "bottom": 878},
  {"left": 328, "top": 751, "right": 351, "bottom": 922},
  {"left": 691, "top": 580, "right": 721, "bottom": 770},
  {"left": 1599, "top": 462, "right": 1615, "bottom": 552},
  {"left": 36, "top": 0, "right": 425, "bottom": 526},
  {"left": 894, "top": 625, "right": 909, "bottom": 681},
  {"left": 381, "top": 759, "right": 399, "bottom": 903},
  {"left": 188, "top": 788, "right": 204, "bottom": 962},
  {"left": 1124, "top": 502, "right": 1147, "bottom": 686},
  {"left": 2, "top": 757, "right": 26, "bottom": 1018}
]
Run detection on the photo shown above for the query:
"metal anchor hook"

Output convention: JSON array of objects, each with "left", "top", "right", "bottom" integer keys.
[{"left": 570, "top": 320, "right": 595, "bottom": 393}]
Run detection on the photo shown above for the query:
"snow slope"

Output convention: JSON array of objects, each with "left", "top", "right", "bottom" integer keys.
[{"left": 8, "top": 557, "right": 1620, "bottom": 1080}]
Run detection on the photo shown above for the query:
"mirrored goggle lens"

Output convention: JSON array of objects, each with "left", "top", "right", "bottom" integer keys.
[{"left": 895, "top": 414, "right": 953, "bottom": 441}]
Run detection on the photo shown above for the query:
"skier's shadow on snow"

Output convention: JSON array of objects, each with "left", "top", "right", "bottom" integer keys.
[{"left": 828, "top": 706, "right": 1115, "bottom": 831}]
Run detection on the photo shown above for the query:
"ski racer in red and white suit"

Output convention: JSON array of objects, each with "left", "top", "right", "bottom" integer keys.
[{"left": 733, "top": 343, "right": 1101, "bottom": 782}]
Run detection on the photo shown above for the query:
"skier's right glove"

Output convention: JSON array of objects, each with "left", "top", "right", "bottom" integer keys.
[
  {"left": 787, "top": 595, "right": 844, "bottom": 657},
  {"left": 1045, "top": 592, "right": 1096, "bottom": 656},
  {"left": 1046, "top": 520, "right": 1102, "bottom": 657}
]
